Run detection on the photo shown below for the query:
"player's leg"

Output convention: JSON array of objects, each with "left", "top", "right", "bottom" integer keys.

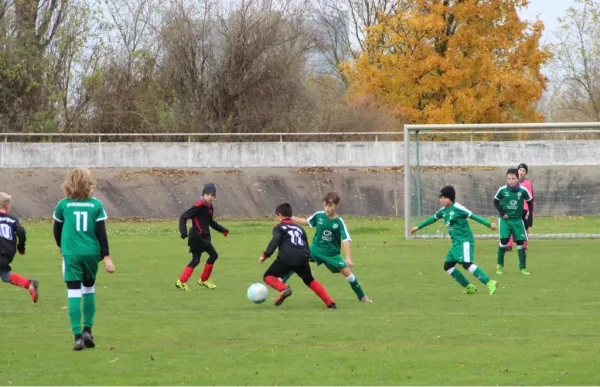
[
  {"left": 443, "top": 251, "right": 474, "bottom": 293},
  {"left": 0, "top": 256, "right": 38, "bottom": 302},
  {"left": 63, "top": 256, "right": 85, "bottom": 351},
  {"left": 506, "top": 234, "right": 514, "bottom": 252},
  {"left": 176, "top": 250, "right": 202, "bottom": 290},
  {"left": 338, "top": 266, "right": 371, "bottom": 302},
  {"left": 515, "top": 220, "right": 530, "bottom": 275},
  {"left": 496, "top": 218, "right": 511, "bottom": 274},
  {"left": 295, "top": 261, "right": 336, "bottom": 308},
  {"left": 263, "top": 260, "right": 293, "bottom": 306},
  {"left": 198, "top": 242, "right": 218, "bottom": 289},
  {"left": 81, "top": 256, "right": 99, "bottom": 349},
  {"left": 458, "top": 243, "right": 497, "bottom": 295}
]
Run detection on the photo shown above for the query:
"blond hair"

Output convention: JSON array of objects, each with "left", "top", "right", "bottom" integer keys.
[
  {"left": 62, "top": 168, "right": 95, "bottom": 200},
  {"left": 0, "top": 192, "right": 12, "bottom": 210}
]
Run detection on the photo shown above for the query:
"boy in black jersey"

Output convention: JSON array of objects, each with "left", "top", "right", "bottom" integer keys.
[
  {"left": 0, "top": 192, "right": 39, "bottom": 303},
  {"left": 176, "top": 183, "right": 229, "bottom": 291},
  {"left": 260, "top": 203, "right": 336, "bottom": 308}
]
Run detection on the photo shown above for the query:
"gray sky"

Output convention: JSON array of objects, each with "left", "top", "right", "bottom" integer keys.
[{"left": 518, "top": 0, "right": 574, "bottom": 45}]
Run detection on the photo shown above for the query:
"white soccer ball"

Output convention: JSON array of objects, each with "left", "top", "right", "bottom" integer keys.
[{"left": 247, "top": 282, "right": 269, "bottom": 304}]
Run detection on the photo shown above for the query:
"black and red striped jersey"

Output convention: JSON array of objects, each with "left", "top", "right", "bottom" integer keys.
[{"left": 179, "top": 200, "right": 227, "bottom": 243}]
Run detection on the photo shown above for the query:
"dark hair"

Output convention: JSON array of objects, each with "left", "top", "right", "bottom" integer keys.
[
  {"left": 506, "top": 168, "right": 519, "bottom": 177},
  {"left": 323, "top": 192, "right": 341, "bottom": 205},
  {"left": 275, "top": 203, "right": 293, "bottom": 217}
]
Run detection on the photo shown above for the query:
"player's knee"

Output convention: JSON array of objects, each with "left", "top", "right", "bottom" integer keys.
[
  {"left": 207, "top": 252, "right": 218, "bottom": 265},
  {"left": 461, "top": 262, "right": 473, "bottom": 271},
  {"left": 82, "top": 277, "right": 95, "bottom": 288},
  {"left": 0, "top": 271, "right": 10, "bottom": 283},
  {"left": 499, "top": 238, "right": 510, "bottom": 247},
  {"left": 66, "top": 281, "right": 81, "bottom": 290},
  {"left": 515, "top": 240, "right": 525, "bottom": 246},
  {"left": 443, "top": 262, "right": 455, "bottom": 272},
  {"left": 188, "top": 256, "right": 201, "bottom": 268},
  {"left": 345, "top": 273, "right": 356, "bottom": 283}
]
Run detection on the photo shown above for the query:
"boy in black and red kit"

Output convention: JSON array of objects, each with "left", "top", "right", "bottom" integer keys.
[
  {"left": 260, "top": 203, "right": 336, "bottom": 308},
  {"left": 176, "top": 183, "right": 229, "bottom": 291}
]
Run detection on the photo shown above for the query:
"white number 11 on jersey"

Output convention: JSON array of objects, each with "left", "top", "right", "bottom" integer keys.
[{"left": 74, "top": 211, "right": 88, "bottom": 232}]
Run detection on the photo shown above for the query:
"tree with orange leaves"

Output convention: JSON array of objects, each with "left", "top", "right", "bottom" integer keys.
[{"left": 341, "top": 0, "right": 552, "bottom": 124}]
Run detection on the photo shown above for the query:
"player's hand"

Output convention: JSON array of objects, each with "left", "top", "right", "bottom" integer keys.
[
  {"left": 223, "top": 230, "right": 229, "bottom": 237},
  {"left": 524, "top": 211, "right": 529, "bottom": 220},
  {"left": 180, "top": 233, "right": 188, "bottom": 239},
  {"left": 490, "top": 223, "right": 497, "bottom": 231},
  {"left": 259, "top": 254, "right": 268, "bottom": 263},
  {"left": 410, "top": 226, "right": 419, "bottom": 234},
  {"left": 502, "top": 214, "right": 509, "bottom": 220},
  {"left": 345, "top": 257, "right": 355, "bottom": 267},
  {"left": 104, "top": 256, "right": 115, "bottom": 273},
  {"left": 17, "top": 247, "right": 25, "bottom": 255}
]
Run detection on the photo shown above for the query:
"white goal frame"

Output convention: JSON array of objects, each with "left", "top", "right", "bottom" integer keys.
[{"left": 403, "top": 122, "right": 600, "bottom": 240}]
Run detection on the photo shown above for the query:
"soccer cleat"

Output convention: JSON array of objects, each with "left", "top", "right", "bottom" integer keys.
[
  {"left": 464, "top": 284, "right": 477, "bottom": 294},
  {"left": 274, "top": 286, "right": 292, "bottom": 306},
  {"left": 175, "top": 279, "right": 190, "bottom": 291},
  {"left": 487, "top": 280, "right": 498, "bottom": 295},
  {"left": 82, "top": 331, "right": 95, "bottom": 349},
  {"left": 520, "top": 269, "right": 531, "bottom": 276},
  {"left": 327, "top": 302, "right": 337, "bottom": 309},
  {"left": 496, "top": 265, "right": 504, "bottom": 275},
  {"left": 28, "top": 279, "right": 39, "bottom": 303},
  {"left": 73, "top": 337, "right": 85, "bottom": 351},
  {"left": 198, "top": 279, "right": 217, "bottom": 289},
  {"left": 360, "top": 296, "right": 373, "bottom": 303}
]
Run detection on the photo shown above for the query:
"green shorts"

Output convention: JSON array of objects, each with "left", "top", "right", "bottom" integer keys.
[
  {"left": 499, "top": 218, "right": 528, "bottom": 242},
  {"left": 445, "top": 241, "right": 475, "bottom": 263},
  {"left": 63, "top": 255, "right": 99, "bottom": 282},
  {"left": 310, "top": 247, "right": 348, "bottom": 273}
]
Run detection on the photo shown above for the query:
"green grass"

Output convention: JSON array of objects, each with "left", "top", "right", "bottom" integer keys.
[{"left": 1, "top": 217, "right": 600, "bottom": 385}]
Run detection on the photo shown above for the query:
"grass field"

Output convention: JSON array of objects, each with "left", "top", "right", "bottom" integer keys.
[{"left": 1, "top": 217, "right": 600, "bottom": 385}]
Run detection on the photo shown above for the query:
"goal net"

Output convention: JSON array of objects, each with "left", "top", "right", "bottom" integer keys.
[{"left": 403, "top": 122, "right": 600, "bottom": 240}]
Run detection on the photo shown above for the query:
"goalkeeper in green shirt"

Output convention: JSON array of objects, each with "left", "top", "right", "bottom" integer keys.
[{"left": 411, "top": 186, "right": 498, "bottom": 295}]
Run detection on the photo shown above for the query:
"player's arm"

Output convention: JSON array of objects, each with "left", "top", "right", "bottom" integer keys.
[
  {"left": 291, "top": 216, "right": 309, "bottom": 226},
  {"left": 178, "top": 205, "right": 200, "bottom": 238},
  {"left": 493, "top": 188, "right": 507, "bottom": 218},
  {"left": 339, "top": 218, "right": 354, "bottom": 266},
  {"left": 305, "top": 212, "right": 320, "bottom": 228},
  {"left": 411, "top": 213, "right": 440, "bottom": 234},
  {"left": 261, "top": 226, "right": 282, "bottom": 261},
  {"left": 52, "top": 200, "right": 64, "bottom": 249},
  {"left": 209, "top": 216, "right": 228, "bottom": 235},
  {"left": 15, "top": 219, "right": 26, "bottom": 254},
  {"left": 468, "top": 212, "right": 495, "bottom": 229},
  {"left": 95, "top": 221, "right": 110, "bottom": 260},
  {"left": 523, "top": 187, "right": 534, "bottom": 222}
]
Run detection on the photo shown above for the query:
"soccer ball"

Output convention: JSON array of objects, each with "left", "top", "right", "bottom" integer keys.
[{"left": 247, "top": 282, "right": 269, "bottom": 304}]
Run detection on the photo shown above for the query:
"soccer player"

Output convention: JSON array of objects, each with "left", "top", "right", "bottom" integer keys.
[
  {"left": 259, "top": 203, "right": 337, "bottom": 308},
  {"left": 494, "top": 168, "right": 533, "bottom": 275},
  {"left": 0, "top": 192, "right": 39, "bottom": 303},
  {"left": 281, "top": 192, "right": 372, "bottom": 303},
  {"left": 411, "top": 186, "right": 498, "bottom": 295},
  {"left": 53, "top": 168, "right": 115, "bottom": 351},
  {"left": 506, "top": 163, "right": 534, "bottom": 252},
  {"left": 176, "top": 183, "right": 229, "bottom": 291}
]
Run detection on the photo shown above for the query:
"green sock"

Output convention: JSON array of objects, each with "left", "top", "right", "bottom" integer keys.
[
  {"left": 347, "top": 276, "right": 366, "bottom": 300},
  {"left": 83, "top": 293, "right": 96, "bottom": 330},
  {"left": 280, "top": 271, "right": 293, "bottom": 283},
  {"left": 450, "top": 268, "right": 470, "bottom": 288},
  {"left": 518, "top": 248, "right": 527, "bottom": 269},
  {"left": 470, "top": 265, "right": 490, "bottom": 285},
  {"left": 68, "top": 296, "right": 82, "bottom": 336},
  {"left": 497, "top": 247, "right": 507, "bottom": 266}
]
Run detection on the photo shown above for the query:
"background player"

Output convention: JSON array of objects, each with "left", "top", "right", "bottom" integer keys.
[
  {"left": 53, "top": 168, "right": 115, "bottom": 351},
  {"left": 176, "top": 183, "right": 229, "bottom": 291},
  {"left": 281, "top": 192, "right": 372, "bottom": 303},
  {"left": 0, "top": 192, "right": 39, "bottom": 303},
  {"left": 260, "top": 203, "right": 336, "bottom": 308},
  {"left": 494, "top": 168, "right": 533, "bottom": 275},
  {"left": 506, "top": 163, "right": 534, "bottom": 252},
  {"left": 411, "top": 186, "right": 498, "bottom": 295}
]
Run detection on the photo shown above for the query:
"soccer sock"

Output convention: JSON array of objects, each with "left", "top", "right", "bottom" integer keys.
[
  {"left": 179, "top": 266, "right": 193, "bottom": 283},
  {"left": 280, "top": 271, "right": 294, "bottom": 283},
  {"left": 467, "top": 264, "right": 490, "bottom": 285},
  {"left": 497, "top": 246, "right": 507, "bottom": 266},
  {"left": 264, "top": 275, "right": 287, "bottom": 292},
  {"left": 200, "top": 263, "right": 214, "bottom": 282},
  {"left": 9, "top": 273, "right": 30, "bottom": 289},
  {"left": 67, "top": 289, "right": 83, "bottom": 336},
  {"left": 518, "top": 246, "right": 527, "bottom": 269},
  {"left": 447, "top": 267, "right": 470, "bottom": 288},
  {"left": 345, "top": 273, "right": 365, "bottom": 299},
  {"left": 308, "top": 280, "right": 334, "bottom": 305},
  {"left": 82, "top": 286, "right": 96, "bottom": 330}
]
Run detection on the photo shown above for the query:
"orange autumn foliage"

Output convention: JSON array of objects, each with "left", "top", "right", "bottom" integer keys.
[{"left": 341, "top": 0, "right": 552, "bottom": 124}]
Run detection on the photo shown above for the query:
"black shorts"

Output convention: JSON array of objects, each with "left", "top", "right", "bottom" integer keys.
[
  {"left": 264, "top": 258, "right": 313, "bottom": 281},
  {"left": 0, "top": 255, "right": 13, "bottom": 273},
  {"left": 188, "top": 238, "right": 216, "bottom": 255}
]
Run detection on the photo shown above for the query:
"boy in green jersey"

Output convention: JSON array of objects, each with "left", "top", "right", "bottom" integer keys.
[
  {"left": 411, "top": 186, "right": 498, "bottom": 295},
  {"left": 493, "top": 168, "right": 533, "bottom": 275},
  {"left": 281, "top": 192, "right": 372, "bottom": 303},
  {"left": 53, "top": 168, "right": 115, "bottom": 351}
]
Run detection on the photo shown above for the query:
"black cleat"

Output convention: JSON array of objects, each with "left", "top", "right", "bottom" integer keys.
[
  {"left": 73, "top": 337, "right": 85, "bottom": 351},
  {"left": 274, "top": 286, "right": 292, "bottom": 306},
  {"left": 82, "top": 331, "right": 95, "bottom": 349},
  {"left": 327, "top": 302, "right": 337, "bottom": 309}
]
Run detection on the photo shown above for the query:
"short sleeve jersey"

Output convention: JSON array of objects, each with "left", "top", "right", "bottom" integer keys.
[
  {"left": 53, "top": 197, "right": 108, "bottom": 256},
  {"left": 433, "top": 203, "right": 475, "bottom": 244},
  {"left": 494, "top": 185, "right": 532, "bottom": 219},
  {"left": 306, "top": 211, "right": 351, "bottom": 255}
]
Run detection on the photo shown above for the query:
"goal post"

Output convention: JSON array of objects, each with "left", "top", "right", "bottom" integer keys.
[{"left": 403, "top": 122, "right": 600, "bottom": 240}]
